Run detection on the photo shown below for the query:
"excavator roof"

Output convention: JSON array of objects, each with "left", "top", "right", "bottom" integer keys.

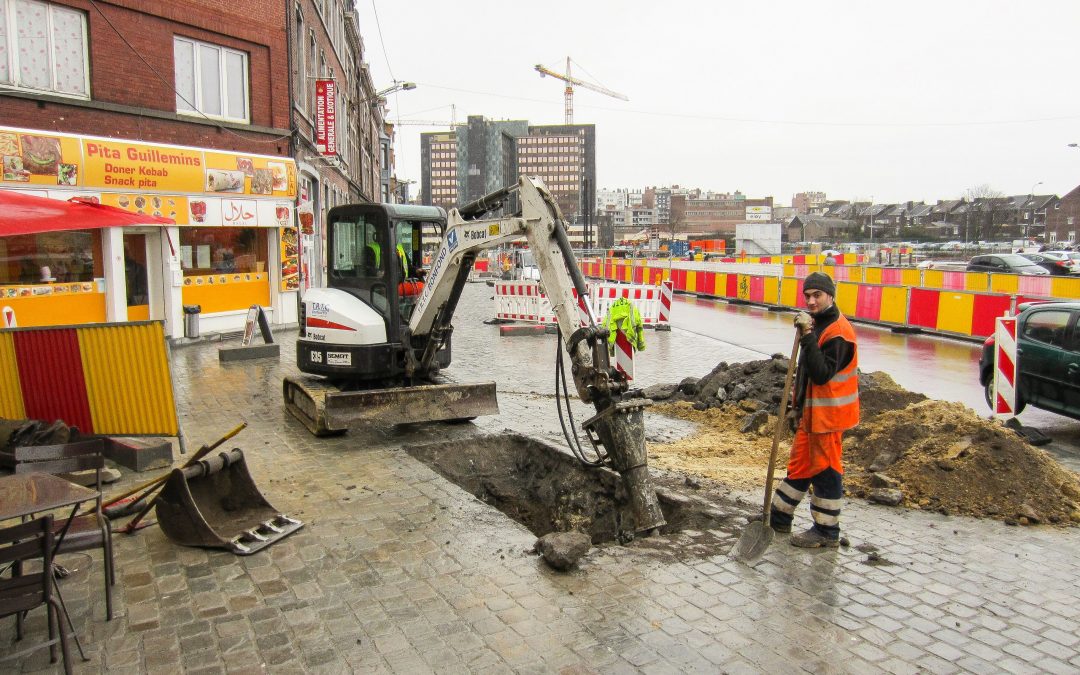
[{"left": 382, "top": 203, "right": 446, "bottom": 222}]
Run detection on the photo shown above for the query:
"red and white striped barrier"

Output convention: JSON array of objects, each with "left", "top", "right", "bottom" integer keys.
[
  {"left": 590, "top": 283, "right": 662, "bottom": 326},
  {"left": 993, "top": 315, "right": 1017, "bottom": 420},
  {"left": 658, "top": 280, "right": 673, "bottom": 328},
  {"left": 612, "top": 327, "right": 635, "bottom": 381},
  {"left": 493, "top": 280, "right": 668, "bottom": 327}
]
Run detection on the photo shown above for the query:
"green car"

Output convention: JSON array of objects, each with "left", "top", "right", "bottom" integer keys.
[{"left": 979, "top": 301, "right": 1080, "bottom": 418}]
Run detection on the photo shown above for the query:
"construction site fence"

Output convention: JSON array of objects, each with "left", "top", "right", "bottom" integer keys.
[
  {"left": 493, "top": 280, "right": 670, "bottom": 327},
  {"left": 0, "top": 320, "right": 179, "bottom": 436},
  {"left": 579, "top": 258, "right": 1080, "bottom": 340}
]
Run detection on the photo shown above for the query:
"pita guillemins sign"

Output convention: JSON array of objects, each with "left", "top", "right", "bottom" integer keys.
[{"left": 315, "top": 79, "right": 337, "bottom": 156}]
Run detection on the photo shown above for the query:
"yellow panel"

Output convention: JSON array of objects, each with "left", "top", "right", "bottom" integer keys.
[
  {"left": 714, "top": 273, "right": 726, "bottom": 297},
  {"left": 923, "top": 269, "right": 944, "bottom": 289},
  {"left": 864, "top": 267, "right": 882, "bottom": 285},
  {"left": 805, "top": 255, "right": 819, "bottom": 265},
  {"left": 0, "top": 333, "right": 25, "bottom": 419},
  {"left": 182, "top": 276, "right": 271, "bottom": 314},
  {"left": 901, "top": 268, "right": 921, "bottom": 287},
  {"left": 127, "top": 305, "right": 150, "bottom": 321},
  {"left": 737, "top": 274, "right": 751, "bottom": 301},
  {"left": 783, "top": 263, "right": 795, "bottom": 277},
  {"left": 763, "top": 277, "right": 779, "bottom": 305},
  {"left": 963, "top": 272, "right": 989, "bottom": 292},
  {"left": 79, "top": 322, "right": 178, "bottom": 436},
  {"left": 835, "top": 282, "right": 858, "bottom": 316},
  {"left": 1051, "top": 276, "right": 1080, "bottom": 299},
  {"left": 990, "top": 273, "right": 1019, "bottom": 294},
  {"left": 822, "top": 264, "right": 836, "bottom": 277},
  {"left": 0, "top": 290, "right": 106, "bottom": 327},
  {"left": 879, "top": 286, "right": 909, "bottom": 324},
  {"left": 623, "top": 264, "right": 632, "bottom": 282},
  {"left": 686, "top": 270, "right": 697, "bottom": 293},
  {"left": 780, "top": 278, "right": 799, "bottom": 307},
  {"left": 936, "top": 292, "right": 975, "bottom": 335}
]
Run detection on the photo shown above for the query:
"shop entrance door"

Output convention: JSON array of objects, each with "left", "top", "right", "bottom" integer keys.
[{"left": 122, "top": 231, "right": 162, "bottom": 322}]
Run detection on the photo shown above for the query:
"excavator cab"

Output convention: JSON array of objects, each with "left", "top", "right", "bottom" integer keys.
[{"left": 298, "top": 203, "right": 447, "bottom": 381}]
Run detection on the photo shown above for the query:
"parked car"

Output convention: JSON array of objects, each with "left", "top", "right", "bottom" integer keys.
[
  {"left": 1019, "top": 251, "right": 1077, "bottom": 275},
  {"left": 966, "top": 254, "right": 1050, "bottom": 275},
  {"left": 979, "top": 302, "right": 1080, "bottom": 419}
]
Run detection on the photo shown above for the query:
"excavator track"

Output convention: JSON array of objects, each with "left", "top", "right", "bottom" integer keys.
[{"left": 283, "top": 376, "right": 499, "bottom": 436}]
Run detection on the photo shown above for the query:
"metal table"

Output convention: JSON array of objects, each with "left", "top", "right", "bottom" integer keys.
[{"left": 0, "top": 472, "right": 98, "bottom": 660}]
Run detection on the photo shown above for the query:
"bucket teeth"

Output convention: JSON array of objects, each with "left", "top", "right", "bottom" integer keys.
[
  {"left": 275, "top": 515, "right": 301, "bottom": 526},
  {"left": 260, "top": 521, "right": 284, "bottom": 534},
  {"left": 242, "top": 529, "right": 269, "bottom": 542},
  {"left": 229, "top": 539, "right": 252, "bottom": 554}
]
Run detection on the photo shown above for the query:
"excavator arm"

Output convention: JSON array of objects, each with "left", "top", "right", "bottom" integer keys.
[{"left": 408, "top": 177, "right": 666, "bottom": 533}]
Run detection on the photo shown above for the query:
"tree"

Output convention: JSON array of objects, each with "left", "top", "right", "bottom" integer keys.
[{"left": 963, "top": 184, "right": 1007, "bottom": 242}]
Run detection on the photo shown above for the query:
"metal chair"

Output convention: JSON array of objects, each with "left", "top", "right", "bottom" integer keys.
[
  {"left": 0, "top": 515, "right": 72, "bottom": 674},
  {"left": 13, "top": 439, "right": 115, "bottom": 620}
]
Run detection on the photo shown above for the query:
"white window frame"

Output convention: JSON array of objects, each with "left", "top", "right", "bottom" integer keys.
[
  {"left": 174, "top": 36, "right": 249, "bottom": 124},
  {"left": 0, "top": 0, "right": 90, "bottom": 99}
]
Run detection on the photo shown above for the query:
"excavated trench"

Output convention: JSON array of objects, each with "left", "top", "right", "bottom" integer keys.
[{"left": 406, "top": 433, "right": 748, "bottom": 557}]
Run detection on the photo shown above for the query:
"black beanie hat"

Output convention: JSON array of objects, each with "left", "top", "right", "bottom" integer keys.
[{"left": 803, "top": 271, "right": 835, "bottom": 297}]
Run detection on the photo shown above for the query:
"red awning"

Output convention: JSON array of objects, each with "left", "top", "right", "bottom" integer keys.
[{"left": 0, "top": 190, "right": 175, "bottom": 236}]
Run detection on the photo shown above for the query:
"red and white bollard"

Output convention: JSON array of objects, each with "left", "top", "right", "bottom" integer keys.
[
  {"left": 613, "top": 327, "right": 635, "bottom": 381},
  {"left": 993, "top": 315, "right": 1017, "bottom": 420},
  {"left": 657, "top": 280, "right": 673, "bottom": 331}
]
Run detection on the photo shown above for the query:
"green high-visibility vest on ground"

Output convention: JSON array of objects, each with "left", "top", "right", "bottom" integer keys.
[{"left": 605, "top": 297, "right": 646, "bottom": 355}]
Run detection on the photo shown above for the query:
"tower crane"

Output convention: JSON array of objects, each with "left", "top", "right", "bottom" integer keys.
[
  {"left": 534, "top": 58, "right": 628, "bottom": 125},
  {"left": 391, "top": 104, "right": 461, "bottom": 128}
]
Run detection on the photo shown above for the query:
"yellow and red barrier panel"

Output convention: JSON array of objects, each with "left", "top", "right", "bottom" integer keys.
[{"left": 0, "top": 321, "right": 178, "bottom": 435}]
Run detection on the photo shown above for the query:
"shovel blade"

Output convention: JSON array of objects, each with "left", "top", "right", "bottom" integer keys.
[{"left": 732, "top": 521, "right": 774, "bottom": 565}]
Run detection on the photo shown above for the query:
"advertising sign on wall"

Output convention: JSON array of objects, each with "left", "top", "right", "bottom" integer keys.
[
  {"left": 745, "top": 205, "right": 772, "bottom": 222},
  {"left": 314, "top": 79, "right": 337, "bottom": 156}
]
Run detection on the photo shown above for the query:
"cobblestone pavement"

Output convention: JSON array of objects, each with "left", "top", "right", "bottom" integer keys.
[{"left": 5, "top": 283, "right": 1080, "bottom": 674}]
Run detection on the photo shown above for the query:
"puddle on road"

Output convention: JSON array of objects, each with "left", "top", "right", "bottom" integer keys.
[{"left": 406, "top": 433, "right": 747, "bottom": 558}]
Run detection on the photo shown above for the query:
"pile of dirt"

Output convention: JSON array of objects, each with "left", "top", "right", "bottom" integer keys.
[
  {"left": 845, "top": 400, "right": 1080, "bottom": 524},
  {"left": 647, "top": 358, "right": 1080, "bottom": 525}
]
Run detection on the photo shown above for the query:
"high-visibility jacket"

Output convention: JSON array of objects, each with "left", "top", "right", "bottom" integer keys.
[
  {"left": 805, "top": 314, "right": 859, "bottom": 433},
  {"left": 366, "top": 242, "right": 381, "bottom": 267},
  {"left": 396, "top": 244, "right": 409, "bottom": 278},
  {"left": 605, "top": 297, "right": 645, "bottom": 355}
]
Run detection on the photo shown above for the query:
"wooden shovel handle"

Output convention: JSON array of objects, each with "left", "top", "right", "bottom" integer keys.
[{"left": 762, "top": 330, "right": 802, "bottom": 517}]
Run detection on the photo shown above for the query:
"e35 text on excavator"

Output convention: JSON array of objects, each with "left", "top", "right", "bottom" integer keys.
[{"left": 283, "top": 176, "right": 665, "bottom": 533}]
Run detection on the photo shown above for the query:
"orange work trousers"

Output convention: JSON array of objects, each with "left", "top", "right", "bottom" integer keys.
[{"left": 786, "top": 414, "right": 844, "bottom": 479}]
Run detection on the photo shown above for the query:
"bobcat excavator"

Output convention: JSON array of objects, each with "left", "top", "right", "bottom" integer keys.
[{"left": 283, "top": 176, "right": 665, "bottom": 533}]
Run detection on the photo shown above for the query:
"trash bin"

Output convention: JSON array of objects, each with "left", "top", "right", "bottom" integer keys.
[{"left": 183, "top": 305, "right": 201, "bottom": 339}]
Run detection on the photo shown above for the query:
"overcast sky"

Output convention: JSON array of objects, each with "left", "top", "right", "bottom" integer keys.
[{"left": 354, "top": 0, "right": 1080, "bottom": 206}]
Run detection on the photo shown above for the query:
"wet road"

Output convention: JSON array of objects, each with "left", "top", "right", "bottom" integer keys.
[{"left": 669, "top": 293, "right": 1080, "bottom": 472}]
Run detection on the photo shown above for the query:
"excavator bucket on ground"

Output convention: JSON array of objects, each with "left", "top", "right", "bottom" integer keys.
[
  {"left": 155, "top": 448, "right": 302, "bottom": 555},
  {"left": 283, "top": 376, "right": 499, "bottom": 436}
]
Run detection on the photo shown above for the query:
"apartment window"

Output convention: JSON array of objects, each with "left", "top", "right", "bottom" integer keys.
[
  {"left": 174, "top": 36, "right": 248, "bottom": 123},
  {"left": 0, "top": 0, "right": 89, "bottom": 98},
  {"left": 293, "top": 6, "right": 306, "bottom": 113}
]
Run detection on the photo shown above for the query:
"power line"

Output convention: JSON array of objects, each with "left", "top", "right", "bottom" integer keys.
[
  {"left": 370, "top": 0, "right": 396, "bottom": 82},
  {"left": 413, "top": 81, "right": 1080, "bottom": 129}
]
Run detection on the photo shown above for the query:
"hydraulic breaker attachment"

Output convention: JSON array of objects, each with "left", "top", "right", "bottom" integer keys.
[
  {"left": 155, "top": 448, "right": 303, "bottom": 555},
  {"left": 582, "top": 399, "right": 666, "bottom": 534},
  {"left": 283, "top": 376, "right": 499, "bottom": 436}
]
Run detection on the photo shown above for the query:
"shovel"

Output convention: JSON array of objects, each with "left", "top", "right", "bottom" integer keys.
[{"left": 733, "top": 329, "right": 801, "bottom": 565}]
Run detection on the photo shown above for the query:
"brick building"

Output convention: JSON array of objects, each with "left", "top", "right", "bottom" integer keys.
[
  {"left": 0, "top": 0, "right": 303, "bottom": 337},
  {"left": 1045, "top": 186, "right": 1080, "bottom": 246},
  {"left": 670, "top": 192, "right": 774, "bottom": 235}
]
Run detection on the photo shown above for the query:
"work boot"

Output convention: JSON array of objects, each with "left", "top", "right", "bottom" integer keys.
[{"left": 790, "top": 527, "right": 839, "bottom": 548}]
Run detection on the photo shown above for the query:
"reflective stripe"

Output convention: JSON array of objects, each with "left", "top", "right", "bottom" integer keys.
[
  {"left": 829, "top": 370, "right": 859, "bottom": 384},
  {"left": 811, "top": 510, "right": 839, "bottom": 527},
  {"left": 806, "top": 392, "right": 860, "bottom": 408},
  {"left": 811, "top": 495, "right": 842, "bottom": 511},
  {"left": 771, "top": 495, "right": 797, "bottom": 514},
  {"left": 778, "top": 482, "right": 807, "bottom": 501}
]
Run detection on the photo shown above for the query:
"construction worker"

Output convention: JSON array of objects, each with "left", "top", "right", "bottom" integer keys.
[
  {"left": 605, "top": 297, "right": 645, "bottom": 355},
  {"left": 769, "top": 271, "right": 858, "bottom": 548}
]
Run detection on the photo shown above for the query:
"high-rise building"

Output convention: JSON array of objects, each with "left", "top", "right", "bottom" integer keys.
[
  {"left": 420, "top": 131, "right": 459, "bottom": 210},
  {"left": 518, "top": 123, "right": 595, "bottom": 223}
]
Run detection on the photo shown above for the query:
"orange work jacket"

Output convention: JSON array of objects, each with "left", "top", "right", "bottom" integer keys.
[{"left": 806, "top": 314, "right": 859, "bottom": 433}]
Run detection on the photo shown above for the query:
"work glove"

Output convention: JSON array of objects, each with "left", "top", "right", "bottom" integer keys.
[
  {"left": 786, "top": 408, "right": 801, "bottom": 434},
  {"left": 794, "top": 311, "right": 813, "bottom": 335}
]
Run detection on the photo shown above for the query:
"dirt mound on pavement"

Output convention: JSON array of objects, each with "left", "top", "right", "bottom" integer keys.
[
  {"left": 647, "top": 359, "right": 1080, "bottom": 525},
  {"left": 845, "top": 400, "right": 1080, "bottom": 524}
]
